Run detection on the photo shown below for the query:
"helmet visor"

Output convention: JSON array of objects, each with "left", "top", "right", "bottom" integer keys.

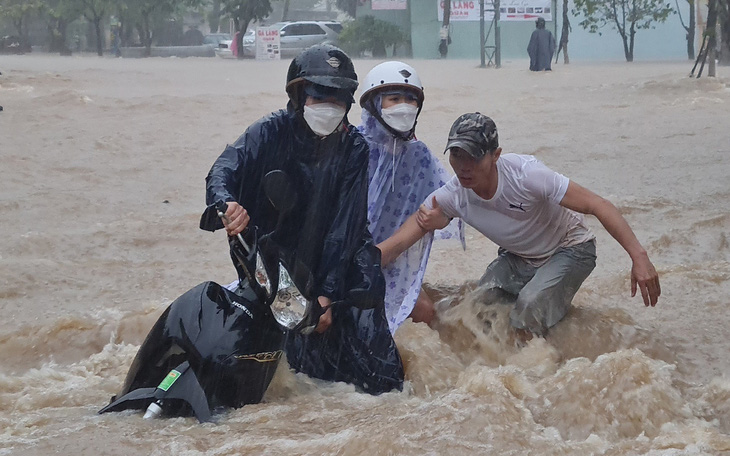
[{"left": 304, "top": 82, "right": 354, "bottom": 104}]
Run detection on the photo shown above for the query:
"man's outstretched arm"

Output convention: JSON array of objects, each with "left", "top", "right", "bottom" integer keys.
[
  {"left": 376, "top": 213, "right": 429, "bottom": 266},
  {"left": 560, "top": 180, "right": 661, "bottom": 307}
]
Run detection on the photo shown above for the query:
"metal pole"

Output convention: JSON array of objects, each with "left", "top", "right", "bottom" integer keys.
[
  {"left": 480, "top": 0, "right": 486, "bottom": 67},
  {"left": 494, "top": 0, "right": 501, "bottom": 67}
]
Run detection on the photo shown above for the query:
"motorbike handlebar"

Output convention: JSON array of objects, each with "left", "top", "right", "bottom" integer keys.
[{"left": 214, "top": 200, "right": 251, "bottom": 255}]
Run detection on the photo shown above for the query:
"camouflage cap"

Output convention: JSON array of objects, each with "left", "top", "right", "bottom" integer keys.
[{"left": 444, "top": 112, "right": 499, "bottom": 159}]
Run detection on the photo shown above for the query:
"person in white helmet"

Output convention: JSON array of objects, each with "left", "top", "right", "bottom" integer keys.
[{"left": 357, "top": 61, "right": 463, "bottom": 334}]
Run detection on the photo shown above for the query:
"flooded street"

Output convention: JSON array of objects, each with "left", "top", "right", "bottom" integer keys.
[{"left": 1, "top": 55, "right": 729, "bottom": 455}]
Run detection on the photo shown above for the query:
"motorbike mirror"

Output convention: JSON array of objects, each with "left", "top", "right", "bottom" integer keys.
[{"left": 263, "top": 170, "right": 296, "bottom": 215}]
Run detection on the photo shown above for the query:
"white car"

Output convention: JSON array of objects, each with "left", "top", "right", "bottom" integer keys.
[
  {"left": 239, "top": 21, "right": 342, "bottom": 58},
  {"left": 214, "top": 30, "right": 254, "bottom": 59}
]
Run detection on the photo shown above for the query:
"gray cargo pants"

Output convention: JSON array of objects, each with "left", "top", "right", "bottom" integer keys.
[{"left": 478, "top": 239, "right": 597, "bottom": 336}]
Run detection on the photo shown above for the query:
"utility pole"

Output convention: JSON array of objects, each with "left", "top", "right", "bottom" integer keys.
[
  {"left": 440, "top": 0, "right": 451, "bottom": 58},
  {"left": 494, "top": 0, "right": 501, "bottom": 67},
  {"left": 480, "top": 0, "right": 486, "bottom": 67}
]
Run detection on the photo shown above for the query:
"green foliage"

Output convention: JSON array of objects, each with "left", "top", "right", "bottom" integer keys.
[
  {"left": 0, "top": 0, "right": 43, "bottom": 23},
  {"left": 572, "top": 0, "right": 674, "bottom": 60},
  {"left": 0, "top": 0, "right": 43, "bottom": 36},
  {"left": 219, "top": 0, "right": 272, "bottom": 58},
  {"left": 338, "top": 15, "right": 405, "bottom": 57},
  {"left": 219, "top": 0, "right": 272, "bottom": 30},
  {"left": 573, "top": 0, "right": 674, "bottom": 35}
]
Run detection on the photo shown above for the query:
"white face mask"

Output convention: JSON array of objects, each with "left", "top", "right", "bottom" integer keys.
[
  {"left": 380, "top": 103, "right": 418, "bottom": 133},
  {"left": 303, "top": 103, "right": 346, "bottom": 137}
]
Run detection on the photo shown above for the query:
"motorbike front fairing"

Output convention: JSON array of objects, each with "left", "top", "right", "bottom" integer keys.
[{"left": 99, "top": 228, "right": 286, "bottom": 421}]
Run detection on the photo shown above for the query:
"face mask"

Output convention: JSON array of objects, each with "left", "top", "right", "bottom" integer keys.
[
  {"left": 303, "top": 103, "right": 346, "bottom": 137},
  {"left": 380, "top": 103, "right": 418, "bottom": 133}
]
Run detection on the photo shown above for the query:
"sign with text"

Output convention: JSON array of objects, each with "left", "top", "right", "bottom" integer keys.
[
  {"left": 256, "top": 27, "right": 280, "bottom": 60},
  {"left": 372, "top": 0, "right": 408, "bottom": 9},
  {"left": 437, "top": 0, "right": 552, "bottom": 21}
]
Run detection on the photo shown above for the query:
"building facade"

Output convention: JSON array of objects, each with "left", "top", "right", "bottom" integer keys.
[{"left": 357, "top": 0, "right": 694, "bottom": 62}]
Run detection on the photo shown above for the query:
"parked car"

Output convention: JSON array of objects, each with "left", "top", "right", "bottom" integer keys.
[
  {"left": 239, "top": 21, "right": 342, "bottom": 58},
  {"left": 202, "top": 33, "right": 231, "bottom": 49}
]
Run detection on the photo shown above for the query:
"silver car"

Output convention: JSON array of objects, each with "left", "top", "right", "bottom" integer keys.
[{"left": 241, "top": 21, "right": 342, "bottom": 58}]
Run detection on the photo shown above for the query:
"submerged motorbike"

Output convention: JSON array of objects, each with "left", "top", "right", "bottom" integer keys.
[{"left": 99, "top": 170, "right": 322, "bottom": 422}]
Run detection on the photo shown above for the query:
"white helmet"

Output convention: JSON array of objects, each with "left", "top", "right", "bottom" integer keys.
[{"left": 359, "top": 61, "right": 424, "bottom": 109}]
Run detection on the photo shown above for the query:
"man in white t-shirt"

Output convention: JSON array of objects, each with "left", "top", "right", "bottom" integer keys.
[{"left": 378, "top": 112, "right": 660, "bottom": 339}]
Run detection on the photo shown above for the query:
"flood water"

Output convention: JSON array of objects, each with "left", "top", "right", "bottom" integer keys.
[{"left": 1, "top": 55, "right": 729, "bottom": 455}]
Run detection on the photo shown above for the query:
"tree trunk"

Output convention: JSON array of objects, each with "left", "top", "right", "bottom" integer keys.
[
  {"left": 627, "top": 23, "right": 636, "bottom": 62},
  {"left": 13, "top": 17, "right": 23, "bottom": 38},
  {"left": 140, "top": 16, "right": 152, "bottom": 57},
  {"left": 706, "top": 0, "right": 718, "bottom": 75},
  {"left": 94, "top": 17, "right": 103, "bottom": 56},
  {"left": 49, "top": 19, "right": 72, "bottom": 55},
  {"left": 688, "top": 0, "right": 696, "bottom": 60},
  {"left": 282, "top": 0, "right": 291, "bottom": 21},
  {"left": 558, "top": 0, "right": 570, "bottom": 63},
  {"left": 208, "top": 0, "right": 221, "bottom": 33},
  {"left": 720, "top": 13, "right": 730, "bottom": 64},
  {"left": 620, "top": 32, "right": 632, "bottom": 61}
]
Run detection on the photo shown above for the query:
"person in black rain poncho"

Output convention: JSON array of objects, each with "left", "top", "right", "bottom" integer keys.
[
  {"left": 527, "top": 17, "right": 556, "bottom": 71},
  {"left": 199, "top": 45, "right": 404, "bottom": 395}
]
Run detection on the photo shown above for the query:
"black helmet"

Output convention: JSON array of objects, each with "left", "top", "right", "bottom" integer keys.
[{"left": 286, "top": 44, "right": 358, "bottom": 100}]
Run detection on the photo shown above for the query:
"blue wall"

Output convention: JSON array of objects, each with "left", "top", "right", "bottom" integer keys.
[{"left": 356, "top": 0, "right": 694, "bottom": 61}]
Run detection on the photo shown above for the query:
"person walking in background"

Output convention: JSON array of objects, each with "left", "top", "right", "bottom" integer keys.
[
  {"left": 231, "top": 30, "right": 240, "bottom": 58},
  {"left": 438, "top": 26, "right": 451, "bottom": 58},
  {"left": 528, "top": 17, "right": 556, "bottom": 71},
  {"left": 357, "top": 61, "right": 463, "bottom": 334}
]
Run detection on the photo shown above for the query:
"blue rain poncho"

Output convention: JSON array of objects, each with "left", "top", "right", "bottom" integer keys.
[{"left": 358, "top": 103, "right": 464, "bottom": 334}]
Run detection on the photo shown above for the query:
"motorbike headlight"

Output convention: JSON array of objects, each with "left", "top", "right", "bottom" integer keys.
[
  {"left": 271, "top": 265, "right": 309, "bottom": 330},
  {"left": 255, "top": 252, "right": 272, "bottom": 296}
]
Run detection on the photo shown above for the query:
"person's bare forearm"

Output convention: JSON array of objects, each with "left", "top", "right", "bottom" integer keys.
[
  {"left": 561, "top": 180, "right": 660, "bottom": 305},
  {"left": 561, "top": 181, "right": 647, "bottom": 261},
  {"left": 591, "top": 198, "right": 647, "bottom": 260},
  {"left": 377, "top": 214, "right": 428, "bottom": 266}
]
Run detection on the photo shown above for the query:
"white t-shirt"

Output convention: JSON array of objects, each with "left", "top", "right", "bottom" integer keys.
[{"left": 426, "top": 153, "right": 594, "bottom": 264}]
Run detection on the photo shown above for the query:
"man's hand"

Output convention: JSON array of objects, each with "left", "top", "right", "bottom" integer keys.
[
  {"left": 416, "top": 196, "right": 450, "bottom": 231},
  {"left": 631, "top": 252, "right": 661, "bottom": 307},
  {"left": 314, "top": 296, "right": 332, "bottom": 333},
  {"left": 221, "top": 202, "right": 250, "bottom": 236}
]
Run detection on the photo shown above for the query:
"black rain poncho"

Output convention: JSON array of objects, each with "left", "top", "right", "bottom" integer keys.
[
  {"left": 200, "top": 106, "right": 404, "bottom": 394},
  {"left": 527, "top": 28, "right": 556, "bottom": 71}
]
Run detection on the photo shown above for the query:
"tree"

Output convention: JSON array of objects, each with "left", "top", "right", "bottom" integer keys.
[
  {"left": 674, "top": 0, "right": 695, "bottom": 59},
  {"left": 0, "top": 0, "right": 43, "bottom": 51},
  {"left": 336, "top": 0, "right": 357, "bottom": 18},
  {"left": 43, "top": 0, "right": 84, "bottom": 55},
  {"left": 220, "top": 0, "right": 272, "bottom": 59},
  {"left": 78, "top": 0, "right": 111, "bottom": 56},
  {"left": 573, "top": 0, "right": 674, "bottom": 61},
  {"left": 338, "top": 15, "right": 404, "bottom": 57},
  {"left": 122, "top": 0, "right": 199, "bottom": 56}
]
